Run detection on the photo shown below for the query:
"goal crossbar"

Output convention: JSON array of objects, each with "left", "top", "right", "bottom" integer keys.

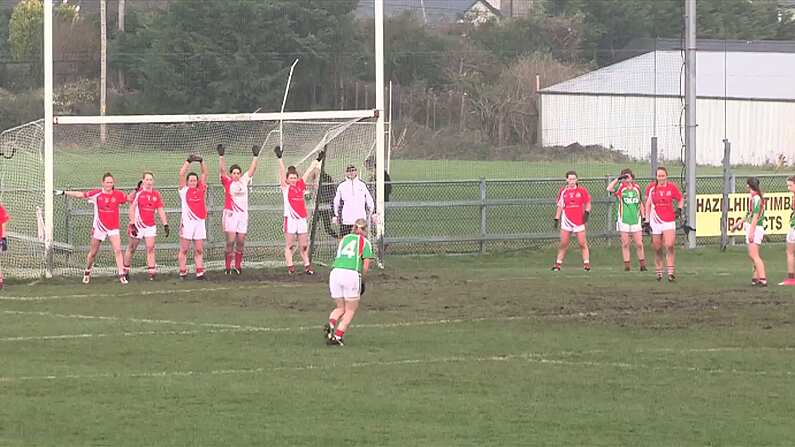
[{"left": 54, "top": 109, "right": 378, "bottom": 125}]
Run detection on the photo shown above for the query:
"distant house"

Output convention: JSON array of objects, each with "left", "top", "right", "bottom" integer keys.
[{"left": 461, "top": 0, "right": 502, "bottom": 25}]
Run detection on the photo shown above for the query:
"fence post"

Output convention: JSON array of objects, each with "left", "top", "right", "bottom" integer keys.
[
  {"left": 720, "top": 139, "right": 731, "bottom": 251},
  {"left": 63, "top": 192, "right": 72, "bottom": 266},
  {"left": 479, "top": 178, "right": 486, "bottom": 254},
  {"left": 729, "top": 172, "right": 736, "bottom": 247},
  {"left": 650, "top": 136, "right": 658, "bottom": 179},
  {"left": 605, "top": 176, "right": 612, "bottom": 246}
]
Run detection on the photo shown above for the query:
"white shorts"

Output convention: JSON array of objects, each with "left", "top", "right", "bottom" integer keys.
[
  {"left": 223, "top": 210, "right": 248, "bottom": 234},
  {"left": 560, "top": 214, "right": 585, "bottom": 233},
  {"left": 329, "top": 268, "right": 361, "bottom": 301},
  {"left": 787, "top": 228, "right": 795, "bottom": 244},
  {"left": 744, "top": 222, "right": 764, "bottom": 245},
  {"left": 92, "top": 227, "right": 120, "bottom": 242},
  {"left": 180, "top": 219, "right": 206, "bottom": 240},
  {"left": 283, "top": 216, "right": 308, "bottom": 235},
  {"left": 650, "top": 219, "right": 676, "bottom": 235},
  {"left": 616, "top": 221, "right": 642, "bottom": 233},
  {"left": 134, "top": 225, "right": 156, "bottom": 240}
]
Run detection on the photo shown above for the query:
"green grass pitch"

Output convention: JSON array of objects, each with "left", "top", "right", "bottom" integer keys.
[{"left": 1, "top": 245, "right": 793, "bottom": 446}]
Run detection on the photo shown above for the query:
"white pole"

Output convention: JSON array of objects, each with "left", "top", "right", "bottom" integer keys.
[
  {"left": 387, "top": 80, "right": 393, "bottom": 174},
  {"left": 43, "top": 0, "right": 54, "bottom": 278},
  {"left": 118, "top": 0, "right": 125, "bottom": 90},
  {"left": 100, "top": 0, "right": 107, "bottom": 142},
  {"left": 279, "top": 58, "right": 299, "bottom": 149},
  {"left": 685, "top": 0, "right": 697, "bottom": 249},
  {"left": 375, "top": 0, "right": 386, "bottom": 259}
]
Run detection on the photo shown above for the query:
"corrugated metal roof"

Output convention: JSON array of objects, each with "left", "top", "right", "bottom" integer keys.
[
  {"left": 541, "top": 50, "right": 795, "bottom": 101},
  {"left": 357, "top": 0, "right": 474, "bottom": 22}
]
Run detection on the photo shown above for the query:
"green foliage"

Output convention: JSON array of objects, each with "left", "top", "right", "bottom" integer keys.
[
  {"left": 8, "top": 0, "right": 43, "bottom": 69},
  {"left": 112, "top": 0, "right": 359, "bottom": 113}
]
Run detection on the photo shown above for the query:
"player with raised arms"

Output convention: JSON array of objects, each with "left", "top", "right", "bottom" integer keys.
[
  {"left": 781, "top": 176, "right": 795, "bottom": 286},
  {"left": 644, "top": 166, "right": 684, "bottom": 282},
  {"left": 0, "top": 202, "right": 9, "bottom": 289},
  {"left": 217, "top": 143, "right": 260, "bottom": 275},
  {"left": 607, "top": 168, "right": 646, "bottom": 271},
  {"left": 324, "top": 218, "right": 374, "bottom": 346},
  {"left": 178, "top": 154, "right": 209, "bottom": 280},
  {"left": 123, "top": 172, "right": 169, "bottom": 281},
  {"left": 552, "top": 170, "right": 592, "bottom": 272},
  {"left": 274, "top": 145, "right": 323, "bottom": 275},
  {"left": 731, "top": 177, "right": 768, "bottom": 287},
  {"left": 63, "top": 173, "right": 129, "bottom": 284}
]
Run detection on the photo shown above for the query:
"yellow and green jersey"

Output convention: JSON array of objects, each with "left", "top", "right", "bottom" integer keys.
[
  {"left": 332, "top": 233, "right": 375, "bottom": 273},
  {"left": 612, "top": 183, "right": 643, "bottom": 225}
]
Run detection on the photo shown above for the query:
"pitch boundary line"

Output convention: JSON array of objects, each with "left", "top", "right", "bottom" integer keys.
[
  {"left": 0, "top": 351, "right": 792, "bottom": 383},
  {"left": 0, "top": 284, "right": 293, "bottom": 301}
]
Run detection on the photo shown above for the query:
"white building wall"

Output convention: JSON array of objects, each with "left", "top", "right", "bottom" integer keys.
[{"left": 541, "top": 94, "right": 795, "bottom": 166}]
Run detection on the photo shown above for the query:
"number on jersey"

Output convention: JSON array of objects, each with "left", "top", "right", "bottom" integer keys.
[{"left": 337, "top": 239, "right": 358, "bottom": 259}]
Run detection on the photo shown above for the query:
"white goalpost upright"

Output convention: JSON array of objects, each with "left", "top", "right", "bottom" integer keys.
[{"left": 37, "top": 0, "right": 387, "bottom": 277}]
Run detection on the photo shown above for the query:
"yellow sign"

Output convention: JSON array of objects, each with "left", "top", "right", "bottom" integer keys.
[{"left": 696, "top": 192, "right": 793, "bottom": 237}]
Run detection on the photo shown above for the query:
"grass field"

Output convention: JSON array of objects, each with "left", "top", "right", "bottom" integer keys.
[{"left": 1, "top": 246, "right": 794, "bottom": 446}]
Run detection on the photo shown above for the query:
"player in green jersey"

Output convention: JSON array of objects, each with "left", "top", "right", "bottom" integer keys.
[
  {"left": 780, "top": 176, "right": 795, "bottom": 286},
  {"left": 731, "top": 177, "right": 767, "bottom": 286},
  {"left": 607, "top": 169, "right": 647, "bottom": 271},
  {"left": 325, "top": 218, "right": 375, "bottom": 346}
]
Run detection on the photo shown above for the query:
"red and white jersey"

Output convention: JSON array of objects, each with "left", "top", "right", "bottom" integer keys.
[
  {"left": 131, "top": 188, "right": 164, "bottom": 228},
  {"left": 179, "top": 182, "right": 207, "bottom": 221},
  {"left": 0, "top": 204, "right": 9, "bottom": 238},
  {"left": 221, "top": 172, "right": 252, "bottom": 213},
  {"left": 646, "top": 182, "right": 682, "bottom": 223},
  {"left": 556, "top": 186, "right": 591, "bottom": 226},
  {"left": 282, "top": 179, "right": 308, "bottom": 219},
  {"left": 84, "top": 189, "right": 127, "bottom": 232}
]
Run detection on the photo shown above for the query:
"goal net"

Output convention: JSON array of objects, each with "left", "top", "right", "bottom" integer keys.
[
  {"left": 47, "top": 111, "right": 378, "bottom": 277},
  {"left": 0, "top": 120, "right": 48, "bottom": 278}
]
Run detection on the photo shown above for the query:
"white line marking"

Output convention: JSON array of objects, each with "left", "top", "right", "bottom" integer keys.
[
  {"left": 0, "top": 310, "right": 264, "bottom": 330},
  {"left": 0, "top": 284, "right": 282, "bottom": 301},
  {"left": 0, "top": 352, "right": 792, "bottom": 383}
]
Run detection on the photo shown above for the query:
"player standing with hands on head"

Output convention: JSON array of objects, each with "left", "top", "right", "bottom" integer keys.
[
  {"left": 0, "top": 203, "right": 9, "bottom": 290},
  {"left": 333, "top": 164, "right": 376, "bottom": 237},
  {"left": 780, "top": 176, "right": 795, "bottom": 286},
  {"left": 123, "top": 172, "right": 169, "bottom": 281},
  {"left": 178, "top": 154, "right": 208, "bottom": 280},
  {"left": 607, "top": 169, "right": 647, "bottom": 271},
  {"left": 731, "top": 177, "right": 768, "bottom": 287},
  {"left": 644, "top": 166, "right": 684, "bottom": 282},
  {"left": 218, "top": 143, "right": 260, "bottom": 275},
  {"left": 62, "top": 173, "right": 129, "bottom": 284},
  {"left": 552, "top": 171, "right": 592, "bottom": 272},
  {"left": 324, "top": 218, "right": 375, "bottom": 346},
  {"left": 274, "top": 145, "right": 323, "bottom": 275}
]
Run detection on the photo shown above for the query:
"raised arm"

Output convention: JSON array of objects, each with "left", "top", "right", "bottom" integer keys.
[
  {"left": 607, "top": 176, "right": 620, "bottom": 193},
  {"left": 246, "top": 145, "right": 261, "bottom": 178},
  {"left": 303, "top": 149, "right": 325, "bottom": 184},
  {"left": 199, "top": 157, "right": 209, "bottom": 184},
  {"left": 178, "top": 155, "right": 195, "bottom": 188},
  {"left": 278, "top": 158, "right": 288, "bottom": 187},
  {"left": 217, "top": 144, "right": 227, "bottom": 178}
]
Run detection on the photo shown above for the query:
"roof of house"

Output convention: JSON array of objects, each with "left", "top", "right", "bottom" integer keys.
[
  {"left": 541, "top": 50, "right": 795, "bottom": 101},
  {"left": 356, "top": 0, "right": 475, "bottom": 22}
]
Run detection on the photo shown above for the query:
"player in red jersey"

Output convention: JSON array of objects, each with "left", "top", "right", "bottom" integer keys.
[
  {"left": 274, "top": 145, "right": 323, "bottom": 275},
  {"left": 644, "top": 166, "right": 684, "bottom": 282},
  {"left": 64, "top": 173, "right": 129, "bottom": 284},
  {"left": 123, "top": 172, "right": 169, "bottom": 281},
  {"left": 781, "top": 176, "right": 795, "bottom": 286},
  {"left": 178, "top": 154, "right": 209, "bottom": 279},
  {"left": 0, "top": 203, "right": 9, "bottom": 290},
  {"left": 552, "top": 171, "right": 592, "bottom": 271},
  {"left": 217, "top": 144, "right": 260, "bottom": 275}
]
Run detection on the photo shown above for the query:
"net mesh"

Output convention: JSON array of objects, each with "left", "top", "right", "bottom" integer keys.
[
  {"left": 0, "top": 120, "right": 47, "bottom": 278},
  {"left": 50, "top": 117, "right": 377, "bottom": 277}
]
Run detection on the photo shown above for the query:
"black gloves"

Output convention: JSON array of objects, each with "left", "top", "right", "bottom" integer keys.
[
  {"left": 642, "top": 220, "right": 652, "bottom": 235},
  {"left": 583, "top": 211, "right": 590, "bottom": 223},
  {"left": 316, "top": 148, "right": 326, "bottom": 162},
  {"left": 675, "top": 208, "right": 682, "bottom": 219},
  {"left": 553, "top": 218, "right": 559, "bottom": 230},
  {"left": 273, "top": 145, "right": 283, "bottom": 159},
  {"left": 617, "top": 174, "right": 628, "bottom": 181},
  {"left": 135, "top": 180, "right": 143, "bottom": 192},
  {"left": 216, "top": 144, "right": 225, "bottom": 156},
  {"left": 128, "top": 223, "right": 138, "bottom": 238},
  {"left": 359, "top": 280, "right": 366, "bottom": 296},
  {"left": 0, "top": 237, "right": 7, "bottom": 252},
  {"left": 252, "top": 145, "right": 261, "bottom": 157},
  {"left": 163, "top": 224, "right": 170, "bottom": 238},
  {"left": 187, "top": 154, "right": 203, "bottom": 163}
]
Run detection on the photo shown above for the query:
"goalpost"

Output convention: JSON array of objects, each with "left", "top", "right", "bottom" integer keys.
[{"left": 34, "top": 0, "right": 387, "bottom": 277}]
